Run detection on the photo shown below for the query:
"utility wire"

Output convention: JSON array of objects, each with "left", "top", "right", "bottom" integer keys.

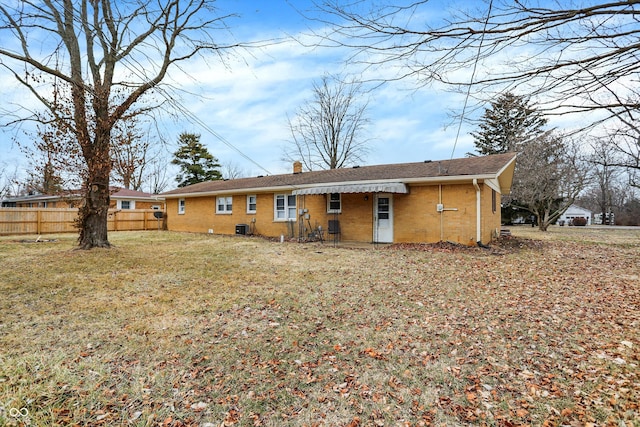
[{"left": 450, "top": 0, "right": 493, "bottom": 159}]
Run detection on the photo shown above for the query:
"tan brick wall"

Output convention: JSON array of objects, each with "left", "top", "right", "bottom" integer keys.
[
  {"left": 166, "top": 196, "right": 214, "bottom": 233},
  {"left": 166, "top": 193, "right": 301, "bottom": 238},
  {"left": 165, "top": 181, "right": 503, "bottom": 244},
  {"left": 481, "top": 187, "right": 502, "bottom": 242}
]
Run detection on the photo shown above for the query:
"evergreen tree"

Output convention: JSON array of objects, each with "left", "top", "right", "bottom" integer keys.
[
  {"left": 470, "top": 93, "right": 547, "bottom": 155},
  {"left": 172, "top": 133, "right": 222, "bottom": 188}
]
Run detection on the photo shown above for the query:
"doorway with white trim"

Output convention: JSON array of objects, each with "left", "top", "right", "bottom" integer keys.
[{"left": 374, "top": 193, "right": 393, "bottom": 243}]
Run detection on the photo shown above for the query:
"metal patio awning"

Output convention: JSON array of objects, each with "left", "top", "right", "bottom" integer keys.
[{"left": 292, "top": 182, "right": 408, "bottom": 195}]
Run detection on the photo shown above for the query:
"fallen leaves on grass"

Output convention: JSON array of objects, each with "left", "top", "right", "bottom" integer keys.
[{"left": 0, "top": 229, "right": 638, "bottom": 426}]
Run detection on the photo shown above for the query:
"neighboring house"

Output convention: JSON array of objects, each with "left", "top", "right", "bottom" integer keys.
[
  {"left": 161, "top": 153, "right": 517, "bottom": 245},
  {"left": 1, "top": 188, "right": 165, "bottom": 210},
  {"left": 593, "top": 212, "right": 615, "bottom": 225},
  {"left": 557, "top": 204, "right": 592, "bottom": 226}
]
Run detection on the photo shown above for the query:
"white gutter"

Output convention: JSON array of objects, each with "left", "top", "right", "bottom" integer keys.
[{"left": 473, "top": 178, "right": 481, "bottom": 244}]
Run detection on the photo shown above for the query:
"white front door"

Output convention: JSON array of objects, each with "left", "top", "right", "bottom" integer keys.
[{"left": 374, "top": 194, "right": 393, "bottom": 243}]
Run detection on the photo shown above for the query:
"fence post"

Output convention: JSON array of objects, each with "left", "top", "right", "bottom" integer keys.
[{"left": 37, "top": 209, "right": 42, "bottom": 235}]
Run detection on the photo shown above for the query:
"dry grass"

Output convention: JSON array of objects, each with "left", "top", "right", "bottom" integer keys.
[{"left": 0, "top": 227, "right": 638, "bottom": 426}]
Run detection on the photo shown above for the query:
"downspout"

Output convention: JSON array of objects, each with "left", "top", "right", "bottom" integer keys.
[
  {"left": 473, "top": 179, "right": 481, "bottom": 245},
  {"left": 439, "top": 185, "right": 443, "bottom": 241}
]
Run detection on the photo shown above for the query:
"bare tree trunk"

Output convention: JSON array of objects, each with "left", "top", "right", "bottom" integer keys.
[
  {"left": 77, "top": 182, "right": 110, "bottom": 249},
  {"left": 538, "top": 214, "right": 549, "bottom": 231},
  {"left": 78, "top": 129, "right": 112, "bottom": 248}
]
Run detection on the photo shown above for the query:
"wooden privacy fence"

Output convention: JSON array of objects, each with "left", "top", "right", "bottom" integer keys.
[{"left": 0, "top": 208, "right": 165, "bottom": 236}]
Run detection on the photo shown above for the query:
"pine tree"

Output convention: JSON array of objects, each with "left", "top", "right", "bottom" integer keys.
[
  {"left": 172, "top": 133, "right": 222, "bottom": 188},
  {"left": 470, "top": 93, "right": 547, "bottom": 155}
]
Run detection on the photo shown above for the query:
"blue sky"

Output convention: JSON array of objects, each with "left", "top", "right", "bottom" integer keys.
[{"left": 0, "top": 0, "right": 580, "bottom": 189}]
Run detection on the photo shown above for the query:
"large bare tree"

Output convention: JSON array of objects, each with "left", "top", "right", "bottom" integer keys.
[
  {"left": 145, "top": 151, "right": 172, "bottom": 194},
  {"left": 0, "top": 0, "right": 240, "bottom": 248},
  {"left": 587, "top": 137, "right": 624, "bottom": 224},
  {"left": 283, "top": 75, "right": 370, "bottom": 170},
  {"left": 509, "top": 132, "right": 590, "bottom": 231}
]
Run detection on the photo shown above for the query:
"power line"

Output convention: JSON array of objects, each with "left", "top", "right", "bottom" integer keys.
[{"left": 450, "top": 0, "right": 493, "bottom": 159}]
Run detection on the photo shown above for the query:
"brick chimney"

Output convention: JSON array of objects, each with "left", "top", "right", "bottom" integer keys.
[{"left": 293, "top": 161, "right": 302, "bottom": 174}]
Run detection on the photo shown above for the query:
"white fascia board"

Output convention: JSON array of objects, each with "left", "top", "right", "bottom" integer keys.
[
  {"left": 484, "top": 178, "right": 501, "bottom": 193},
  {"left": 292, "top": 175, "right": 496, "bottom": 190},
  {"left": 114, "top": 196, "right": 150, "bottom": 200},
  {"left": 401, "top": 174, "right": 496, "bottom": 185}
]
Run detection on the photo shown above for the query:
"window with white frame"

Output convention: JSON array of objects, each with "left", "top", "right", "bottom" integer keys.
[
  {"left": 274, "top": 194, "right": 296, "bottom": 221},
  {"left": 216, "top": 196, "right": 233, "bottom": 214},
  {"left": 118, "top": 200, "right": 134, "bottom": 209},
  {"left": 327, "top": 193, "right": 341, "bottom": 213},
  {"left": 247, "top": 195, "right": 257, "bottom": 214},
  {"left": 178, "top": 198, "right": 185, "bottom": 214}
]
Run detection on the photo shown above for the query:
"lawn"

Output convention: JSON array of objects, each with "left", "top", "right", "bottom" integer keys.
[{"left": 0, "top": 227, "right": 638, "bottom": 426}]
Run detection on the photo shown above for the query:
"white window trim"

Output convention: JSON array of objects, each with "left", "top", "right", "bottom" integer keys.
[
  {"left": 274, "top": 193, "right": 297, "bottom": 222},
  {"left": 216, "top": 196, "right": 233, "bottom": 214},
  {"left": 178, "top": 198, "right": 185, "bottom": 215},
  {"left": 247, "top": 194, "right": 257, "bottom": 214},
  {"left": 327, "top": 193, "right": 342, "bottom": 213}
]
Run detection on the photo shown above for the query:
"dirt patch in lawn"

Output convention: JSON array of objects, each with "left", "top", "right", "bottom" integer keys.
[{"left": 388, "top": 235, "right": 545, "bottom": 255}]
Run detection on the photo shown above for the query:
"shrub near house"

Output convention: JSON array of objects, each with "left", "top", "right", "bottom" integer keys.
[{"left": 572, "top": 217, "right": 588, "bottom": 226}]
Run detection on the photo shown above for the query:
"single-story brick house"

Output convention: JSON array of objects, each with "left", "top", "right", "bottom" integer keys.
[
  {"left": 1, "top": 188, "right": 165, "bottom": 210},
  {"left": 161, "top": 153, "right": 517, "bottom": 245}
]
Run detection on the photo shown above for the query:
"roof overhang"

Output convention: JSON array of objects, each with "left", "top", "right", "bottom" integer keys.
[
  {"left": 496, "top": 155, "right": 517, "bottom": 194},
  {"left": 292, "top": 182, "right": 408, "bottom": 195}
]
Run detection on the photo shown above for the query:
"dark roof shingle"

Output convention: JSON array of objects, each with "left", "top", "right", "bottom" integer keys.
[{"left": 161, "top": 152, "right": 517, "bottom": 196}]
